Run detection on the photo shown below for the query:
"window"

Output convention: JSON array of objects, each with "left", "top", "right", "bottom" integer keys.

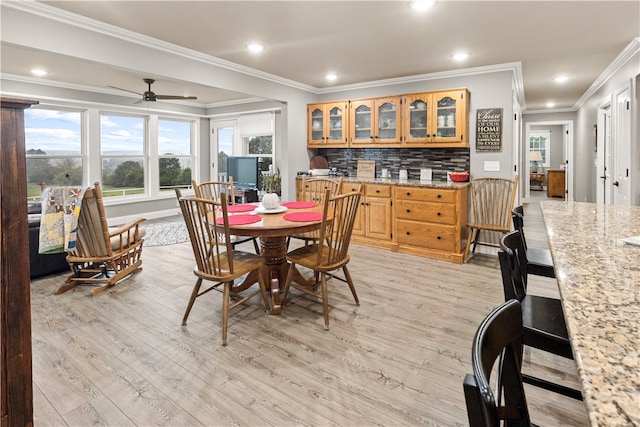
[
  {"left": 217, "top": 126, "right": 234, "bottom": 181},
  {"left": 245, "top": 135, "right": 273, "bottom": 190},
  {"left": 530, "top": 130, "right": 551, "bottom": 168},
  {"left": 100, "top": 114, "right": 145, "bottom": 197},
  {"left": 240, "top": 113, "right": 274, "bottom": 191},
  {"left": 158, "top": 118, "right": 193, "bottom": 192},
  {"left": 25, "top": 108, "right": 83, "bottom": 200}
]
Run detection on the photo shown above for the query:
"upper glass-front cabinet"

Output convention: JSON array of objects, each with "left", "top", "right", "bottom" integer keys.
[
  {"left": 307, "top": 101, "right": 348, "bottom": 147},
  {"left": 350, "top": 97, "right": 401, "bottom": 145},
  {"left": 307, "top": 88, "right": 469, "bottom": 148},
  {"left": 402, "top": 90, "right": 468, "bottom": 146},
  {"left": 403, "top": 94, "right": 430, "bottom": 143},
  {"left": 430, "top": 89, "right": 468, "bottom": 146}
]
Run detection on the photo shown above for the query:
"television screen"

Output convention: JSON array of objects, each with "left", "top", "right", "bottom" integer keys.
[{"left": 227, "top": 156, "right": 258, "bottom": 189}]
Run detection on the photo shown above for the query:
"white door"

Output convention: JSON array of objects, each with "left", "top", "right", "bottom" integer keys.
[
  {"left": 613, "top": 87, "right": 631, "bottom": 205},
  {"left": 596, "top": 105, "right": 612, "bottom": 204},
  {"left": 210, "top": 120, "right": 238, "bottom": 182}
]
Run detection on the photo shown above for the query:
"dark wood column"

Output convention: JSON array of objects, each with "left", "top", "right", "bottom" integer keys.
[{"left": 1, "top": 97, "right": 38, "bottom": 427}]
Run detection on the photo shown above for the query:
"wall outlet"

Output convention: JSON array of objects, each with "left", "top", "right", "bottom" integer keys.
[{"left": 484, "top": 161, "right": 500, "bottom": 172}]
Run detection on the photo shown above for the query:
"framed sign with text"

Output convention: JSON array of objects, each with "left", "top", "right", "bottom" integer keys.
[{"left": 476, "top": 108, "right": 503, "bottom": 151}]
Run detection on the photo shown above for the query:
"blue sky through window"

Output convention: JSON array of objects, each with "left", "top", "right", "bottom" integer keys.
[
  {"left": 25, "top": 108, "right": 81, "bottom": 155},
  {"left": 101, "top": 114, "right": 144, "bottom": 155},
  {"left": 158, "top": 119, "right": 191, "bottom": 155}
]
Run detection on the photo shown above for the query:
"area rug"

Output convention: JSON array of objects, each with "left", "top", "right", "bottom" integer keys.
[{"left": 142, "top": 221, "right": 189, "bottom": 247}]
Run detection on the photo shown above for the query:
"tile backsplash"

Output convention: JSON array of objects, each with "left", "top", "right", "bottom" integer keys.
[{"left": 317, "top": 147, "right": 470, "bottom": 181}]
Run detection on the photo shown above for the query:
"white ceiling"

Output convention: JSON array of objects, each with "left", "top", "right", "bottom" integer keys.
[{"left": 2, "top": 1, "right": 639, "bottom": 110}]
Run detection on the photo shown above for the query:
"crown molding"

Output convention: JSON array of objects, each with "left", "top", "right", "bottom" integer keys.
[
  {"left": 0, "top": 73, "right": 218, "bottom": 107},
  {"left": 319, "top": 62, "right": 525, "bottom": 99},
  {"left": 573, "top": 37, "right": 640, "bottom": 110},
  {"left": 3, "top": 1, "right": 318, "bottom": 94},
  {"left": 524, "top": 107, "right": 576, "bottom": 115},
  {"left": 4, "top": 1, "right": 530, "bottom": 107}
]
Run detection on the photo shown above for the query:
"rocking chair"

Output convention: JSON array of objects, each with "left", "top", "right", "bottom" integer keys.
[{"left": 57, "top": 182, "right": 146, "bottom": 296}]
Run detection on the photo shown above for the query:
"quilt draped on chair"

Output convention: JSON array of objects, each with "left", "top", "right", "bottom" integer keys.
[{"left": 38, "top": 186, "right": 86, "bottom": 254}]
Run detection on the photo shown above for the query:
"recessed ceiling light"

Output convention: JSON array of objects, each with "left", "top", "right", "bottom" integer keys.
[
  {"left": 246, "top": 43, "right": 265, "bottom": 53},
  {"left": 326, "top": 73, "right": 337, "bottom": 81},
  {"left": 30, "top": 68, "right": 47, "bottom": 77},
  {"left": 554, "top": 75, "right": 569, "bottom": 83},
  {"left": 546, "top": 102, "right": 556, "bottom": 108},
  {"left": 409, "top": 0, "right": 436, "bottom": 11},
  {"left": 452, "top": 52, "right": 470, "bottom": 61}
]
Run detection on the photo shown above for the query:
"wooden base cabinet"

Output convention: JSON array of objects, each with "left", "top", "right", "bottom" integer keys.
[
  {"left": 394, "top": 186, "right": 469, "bottom": 263},
  {"left": 345, "top": 183, "right": 394, "bottom": 248},
  {"left": 547, "top": 169, "right": 565, "bottom": 198}
]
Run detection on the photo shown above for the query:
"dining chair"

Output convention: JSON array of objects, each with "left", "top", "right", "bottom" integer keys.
[
  {"left": 499, "top": 230, "right": 582, "bottom": 400},
  {"left": 464, "top": 176, "right": 519, "bottom": 263},
  {"left": 178, "top": 193, "right": 269, "bottom": 346},
  {"left": 192, "top": 178, "right": 260, "bottom": 254},
  {"left": 463, "top": 299, "right": 532, "bottom": 427},
  {"left": 288, "top": 176, "right": 343, "bottom": 247},
  {"left": 282, "top": 188, "right": 361, "bottom": 330},
  {"left": 512, "top": 206, "right": 555, "bottom": 278}
]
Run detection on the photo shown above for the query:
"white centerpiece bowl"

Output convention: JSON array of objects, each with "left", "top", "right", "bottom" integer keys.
[{"left": 261, "top": 193, "right": 280, "bottom": 210}]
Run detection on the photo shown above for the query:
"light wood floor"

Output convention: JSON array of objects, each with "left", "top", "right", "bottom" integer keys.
[{"left": 30, "top": 191, "right": 588, "bottom": 426}]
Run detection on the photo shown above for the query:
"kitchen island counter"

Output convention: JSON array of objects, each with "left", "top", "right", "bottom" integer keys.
[{"left": 541, "top": 201, "right": 640, "bottom": 426}]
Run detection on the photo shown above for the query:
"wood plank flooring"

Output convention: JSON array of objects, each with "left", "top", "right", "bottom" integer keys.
[{"left": 30, "top": 191, "right": 588, "bottom": 426}]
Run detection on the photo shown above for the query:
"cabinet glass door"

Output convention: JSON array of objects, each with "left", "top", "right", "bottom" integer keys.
[
  {"left": 310, "top": 107, "right": 324, "bottom": 142},
  {"left": 353, "top": 104, "right": 372, "bottom": 142},
  {"left": 328, "top": 105, "right": 344, "bottom": 141},
  {"left": 436, "top": 96, "right": 457, "bottom": 138},
  {"left": 377, "top": 102, "right": 397, "bottom": 141},
  {"left": 408, "top": 98, "right": 429, "bottom": 139}
]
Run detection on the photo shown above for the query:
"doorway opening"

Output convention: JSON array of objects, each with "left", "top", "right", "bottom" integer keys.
[{"left": 524, "top": 120, "right": 574, "bottom": 202}]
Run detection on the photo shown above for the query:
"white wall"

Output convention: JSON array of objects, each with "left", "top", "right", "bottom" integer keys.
[{"left": 574, "top": 49, "right": 639, "bottom": 203}]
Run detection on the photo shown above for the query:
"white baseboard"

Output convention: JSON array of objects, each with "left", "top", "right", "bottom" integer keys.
[{"left": 110, "top": 207, "right": 180, "bottom": 226}]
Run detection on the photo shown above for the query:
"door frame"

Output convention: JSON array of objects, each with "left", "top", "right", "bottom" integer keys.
[
  {"left": 596, "top": 98, "right": 612, "bottom": 204},
  {"left": 524, "top": 120, "right": 574, "bottom": 202},
  {"left": 613, "top": 85, "right": 632, "bottom": 205}
]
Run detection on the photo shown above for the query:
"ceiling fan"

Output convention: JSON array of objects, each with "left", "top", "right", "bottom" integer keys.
[{"left": 108, "top": 78, "right": 197, "bottom": 103}]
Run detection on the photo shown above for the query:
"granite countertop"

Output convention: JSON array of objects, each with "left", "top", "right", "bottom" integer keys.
[
  {"left": 298, "top": 176, "right": 470, "bottom": 189},
  {"left": 541, "top": 201, "right": 640, "bottom": 426}
]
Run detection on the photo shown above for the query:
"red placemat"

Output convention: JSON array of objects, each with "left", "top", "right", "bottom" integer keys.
[
  {"left": 215, "top": 214, "right": 261, "bottom": 225},
  {"left": 281, "top": 201, "right": 318, "bottom": 209},
  {"left": 283, "top": 212, "right": 323, "bottom": 222},
  {"left": 225, "top": 204, "right": 256, "bottom": 213}
]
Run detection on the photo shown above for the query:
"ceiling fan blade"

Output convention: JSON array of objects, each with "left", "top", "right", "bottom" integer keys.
[
  {"left": 107, "top": 85, "right": 142, "bottom": 96},
  {"left": 133, "top": 99, "right": 144, "bottom": 105},
  {"left": 156, "top": 95, "right": 198, "bottom": 100}
]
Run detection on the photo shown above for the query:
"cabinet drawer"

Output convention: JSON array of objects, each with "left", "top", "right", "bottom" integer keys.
[
  {"left": 396, "top": 220, "right": 456, "bottom": 251},
  {"left": 396, "top": 186, "right": 456, "bottom": 203},
  {"left": 364, "top": 184, "right": 391, "bottom": 198},
  {"left": 395, "top": 201, "right": 456, "bottom": 224}
]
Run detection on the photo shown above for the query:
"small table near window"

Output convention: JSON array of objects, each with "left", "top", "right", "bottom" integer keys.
[{"left": 530, "top": 172, "right": 545, "bottom": 191}]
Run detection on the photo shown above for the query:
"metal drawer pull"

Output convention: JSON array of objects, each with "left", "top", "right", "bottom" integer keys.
[
  {"left": 437, "top": 236, "right": 441, "bottom": 240},
  {"left": 406, "top": 231, "right": 410, "bottom": 235},
  {"left": 406, "top": 209, "right": 411, "bottom": 213},
  {"left": 437, "top": 194, "right": 442, "bottom": 198},
  {"left": 406, "top": 192, "right": 410, "bottom": 196},
  {"left": 437, "top": 212, "right": 441, "bottom": 216}
]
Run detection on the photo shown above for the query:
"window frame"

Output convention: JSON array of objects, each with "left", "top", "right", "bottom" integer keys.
[
  {"left": 24, "top": 106, "right": 85, "bottom": 200},
  {"left": 529, "top": 130, "right": 551, "bottom": 168}
]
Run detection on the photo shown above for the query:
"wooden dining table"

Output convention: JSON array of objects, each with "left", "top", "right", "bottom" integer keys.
[
  {"left": 541, "top": 201, "right": 640, "bottom": 426},
  {"left": 208, "top": 201, "right": 325, "bottom": 315}
]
